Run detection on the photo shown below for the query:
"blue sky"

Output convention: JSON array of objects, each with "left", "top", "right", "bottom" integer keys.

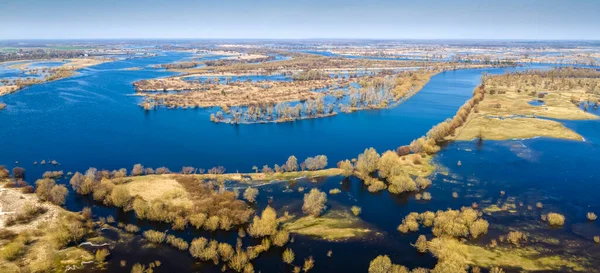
[{"left": 1, "top": 0, "right": 599, "bottom": 40}]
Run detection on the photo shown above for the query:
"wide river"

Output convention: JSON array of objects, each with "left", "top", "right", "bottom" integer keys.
[
  {"left": 3, "top": 52, "right": 600, "bottom": 272},
  {"left": 0, "top": 52, "right": 542, "bottom": 179}
]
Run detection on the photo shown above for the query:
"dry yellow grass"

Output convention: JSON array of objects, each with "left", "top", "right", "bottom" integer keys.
[
  {"left": 428, "top": 237, "right": 586, "bottom": 271},
  {"left": 452, "top": 70, "right": 598, "bottom": 141},
  {"left": 454, "top": 117, "right": 583, "bottom": 141},
  {"left": 62, "top": 58, "right": 108, "bottom": 70},
  {"left": 0, "top": 180, "right": 94, "bottom": 272},
  {"left": 120, "top": 175, "right": 192, "bottom": 208},
  {"left": 475, "top": 89, "right": 597, "bottom": 120},
  {"left": 0, "top": 86, "right": 19, "bottom": 97}
]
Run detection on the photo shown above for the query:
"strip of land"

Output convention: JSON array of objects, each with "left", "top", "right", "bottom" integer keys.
[
  {"left": 452, "top": 67, "right": 599, "bottom": 141},
  {"left": 0, "top": 58, "right": 110, "bottom": 97}
]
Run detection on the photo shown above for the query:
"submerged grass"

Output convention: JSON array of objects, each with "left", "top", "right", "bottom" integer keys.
[
  {"left": 282, "top": 209, "right": 371, "bottom": 241},
  {"left": 429, "top": 237, "right": 587, "bottom": 272}
]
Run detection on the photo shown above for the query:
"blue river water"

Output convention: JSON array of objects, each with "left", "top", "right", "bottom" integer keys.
[
  {"left": 3, "top": 51, "right": 600, "bottom": 272},
  {"left": 0, "top": 52, "right": 552, "bottom": 182}
]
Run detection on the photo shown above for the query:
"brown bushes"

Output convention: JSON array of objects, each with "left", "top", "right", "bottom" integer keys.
[
  {"left": 545, "top": 212, "right": 565, "bottom": 226},
  {"left": 337, "top": 160, "right": 354, "bottom": 176},
  {"left": 388, "top": 174, "right": 417, "bottom": 194},
  {"left": 506, "top": 231, "right": 526, "bottom": 246},
  {"left": 302, "top": 188, "right": 327, "bottom": 217},
  {"left": 377, "top": 151, "right": 402, "bottom": 179},
  {"left": 415, "top": 177, "right": 431, "bottom": 189},
  {"left": 229, "top": 250, "right": 250, "bottom": 272},
  {"left": 271, "top": 230, "right": 290, "bottom": 247},
  {"left": 368, "top": 180, "right": 387, "bottom": 192},
  {"left": 469, "top": 219, "right": 489, "bottom": 239},
  {"left": 247, "top": 206, "right": 278, "bottom": 237},
  {"left": 189, "top": 213, "right": 207, "bottom": 229},
  {"left": 351, "top": 206, "right": 362, "bottom": 216},
  {"left": 131, "top": 164, "right": 144, "bottom": 176},
  {"left": 166, "top": 235, "right": 189, "bottom": 251},
  {"left": 181, "top": 166, "right": 196, "bottom": 174},
  {"left": 414, "top": 235, "right": 428, "bottom": 253},
  {"left": 95, "top": 248, "right": 110, "bottom": 263},
  {"left": 587, "top": 212, "right": 597, "bottom": 221},
  {"left": 189, "top": 237, "right": 208, "bottom": 259},
  {"left": 243, "top": 187, "right": 259, "bottom": 203},
  {"left": 12, "top": 167, "right": 25, "bottom": 179},
  {"left": 356, "top": 148, "right": 380, "bottom": 176},
  {"left": 143, "top": 230, "right": 166, "bottom": 244},
  {"left": 285, "top": 156, "right": 299, "bottom": 172},
  {"left": 42, "top": 170, "right": 64, "bottom": 179},
  {"left": 368, "top": 255, "right": 393, "bottom": 273},
  {"left": 303, "top": 155, "right": 328, "bottom": 171},
  {"left": 0, "top": 166, "right": 9, "bottom": 179},
  {"left": 119, "top": 175, "right": 254, "bottom": 232},
  {"left": 124, "top": 224, "right": 140, "bottom": 233},
  {"left": 396, "top": 145, "right": 411, "bottom": 156},
  {"left": 217, "top": 242, "right": 234, "bottom": 261},
  {"left": 398, "top": 208, "right": 489, "bottom": 239},
  {"left": 282, "top": 248, "right": 295, "bottom": 264},
  {"left": 303, "top": 256, "right": 315, "bottom": 272},
  {"left": 410, "top": 137, "right": 439, "bottom": 154},
  {"left": 110, "top": 186, "right": 132, "bottom": 208},
  {"left": 35, "top": 178, "right": 68, "bottom": 205}
]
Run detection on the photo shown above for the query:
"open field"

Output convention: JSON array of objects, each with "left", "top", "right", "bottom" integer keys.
[
  {"left": 453, "top": 117, "right": 583, "bottom": 141},
  {"left": 452, "top": 68, "right": 600, "bottom": 141}
]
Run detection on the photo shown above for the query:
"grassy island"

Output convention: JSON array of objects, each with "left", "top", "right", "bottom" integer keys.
[
  {"left": 133, "top": 51, "right": 514, "bottom": 124},
  {"left": 282, "top": 209, "right": 372, "bottom": 241},
  {"left": 453, "top": 67, "right": 599, "bottom": 141},
  {"left": 135, "top": 69, "right": 439, "bottom": 124}
]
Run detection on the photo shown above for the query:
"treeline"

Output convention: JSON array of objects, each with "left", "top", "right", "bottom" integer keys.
[
  {"left": 0, "top": 49, "right": 86, "bottom": 62},
  {"left": 204, "top": 55, "right": 277, "bottom": 67},
  {"left": 485, "top": 67, "right": 600, "bottom": 98},
  {"left": 511, "top": 67, "right": 600, "bottom": 79},
  {"left": 252, "top": 155, "right": 328, "bottom": 174},
  {"left": 71, "top": 168, "right": 254, "bottom": 232},
  {"left": 332, "top": 84, "right": 486, "bottom": 194},
  {"left": 212, "top": 99, "right": 337, "bottom": 124},
  {"left": 292, "top": 70, "right": 330, "bottom": 81},
  {"left": 209, "top": 71, "right": 433, "bottom": 125},
  {"left": 1, "top": 67, "right": 76, "bottom": 89},
  {"left": 160, "top": 62, "right": 199, "bottom": 70}
]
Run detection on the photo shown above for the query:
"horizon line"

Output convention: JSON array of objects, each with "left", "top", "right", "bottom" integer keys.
[{"left": 1, "top": 38, "right": 600, "bottom": 42}]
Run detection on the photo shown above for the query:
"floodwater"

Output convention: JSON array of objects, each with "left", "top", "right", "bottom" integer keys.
[
  {"left": 2, "top": 51, "right": 600, "bottom": 272},
  {"left": 0, "top": 52, "right": 543, "bottom": 180}
]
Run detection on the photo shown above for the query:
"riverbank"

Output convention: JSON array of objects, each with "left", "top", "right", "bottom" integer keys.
[
  {"left": 0, "top": 179, "right": 95, "bottom": 273},
  {"left": 452, "top": 68, "right": 599, "bottom": 141},
  {"left": 0, "top": 58, "right": 111, "bottom": 97}
]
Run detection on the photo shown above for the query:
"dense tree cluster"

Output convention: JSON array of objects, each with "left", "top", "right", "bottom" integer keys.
[
  {"left": 397, "top": 207, "right": 489, "bottom": 239},
  {"left": 0, "top": 49, "right": 86, "bottom": 62}
]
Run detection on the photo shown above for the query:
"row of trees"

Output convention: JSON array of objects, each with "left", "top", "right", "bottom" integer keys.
[
  {"left": 252, "top": 155, "right": 328, "bottom": 174},
  {"left": 213, "top": 98, "right": 337, "bottom": 124}
]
